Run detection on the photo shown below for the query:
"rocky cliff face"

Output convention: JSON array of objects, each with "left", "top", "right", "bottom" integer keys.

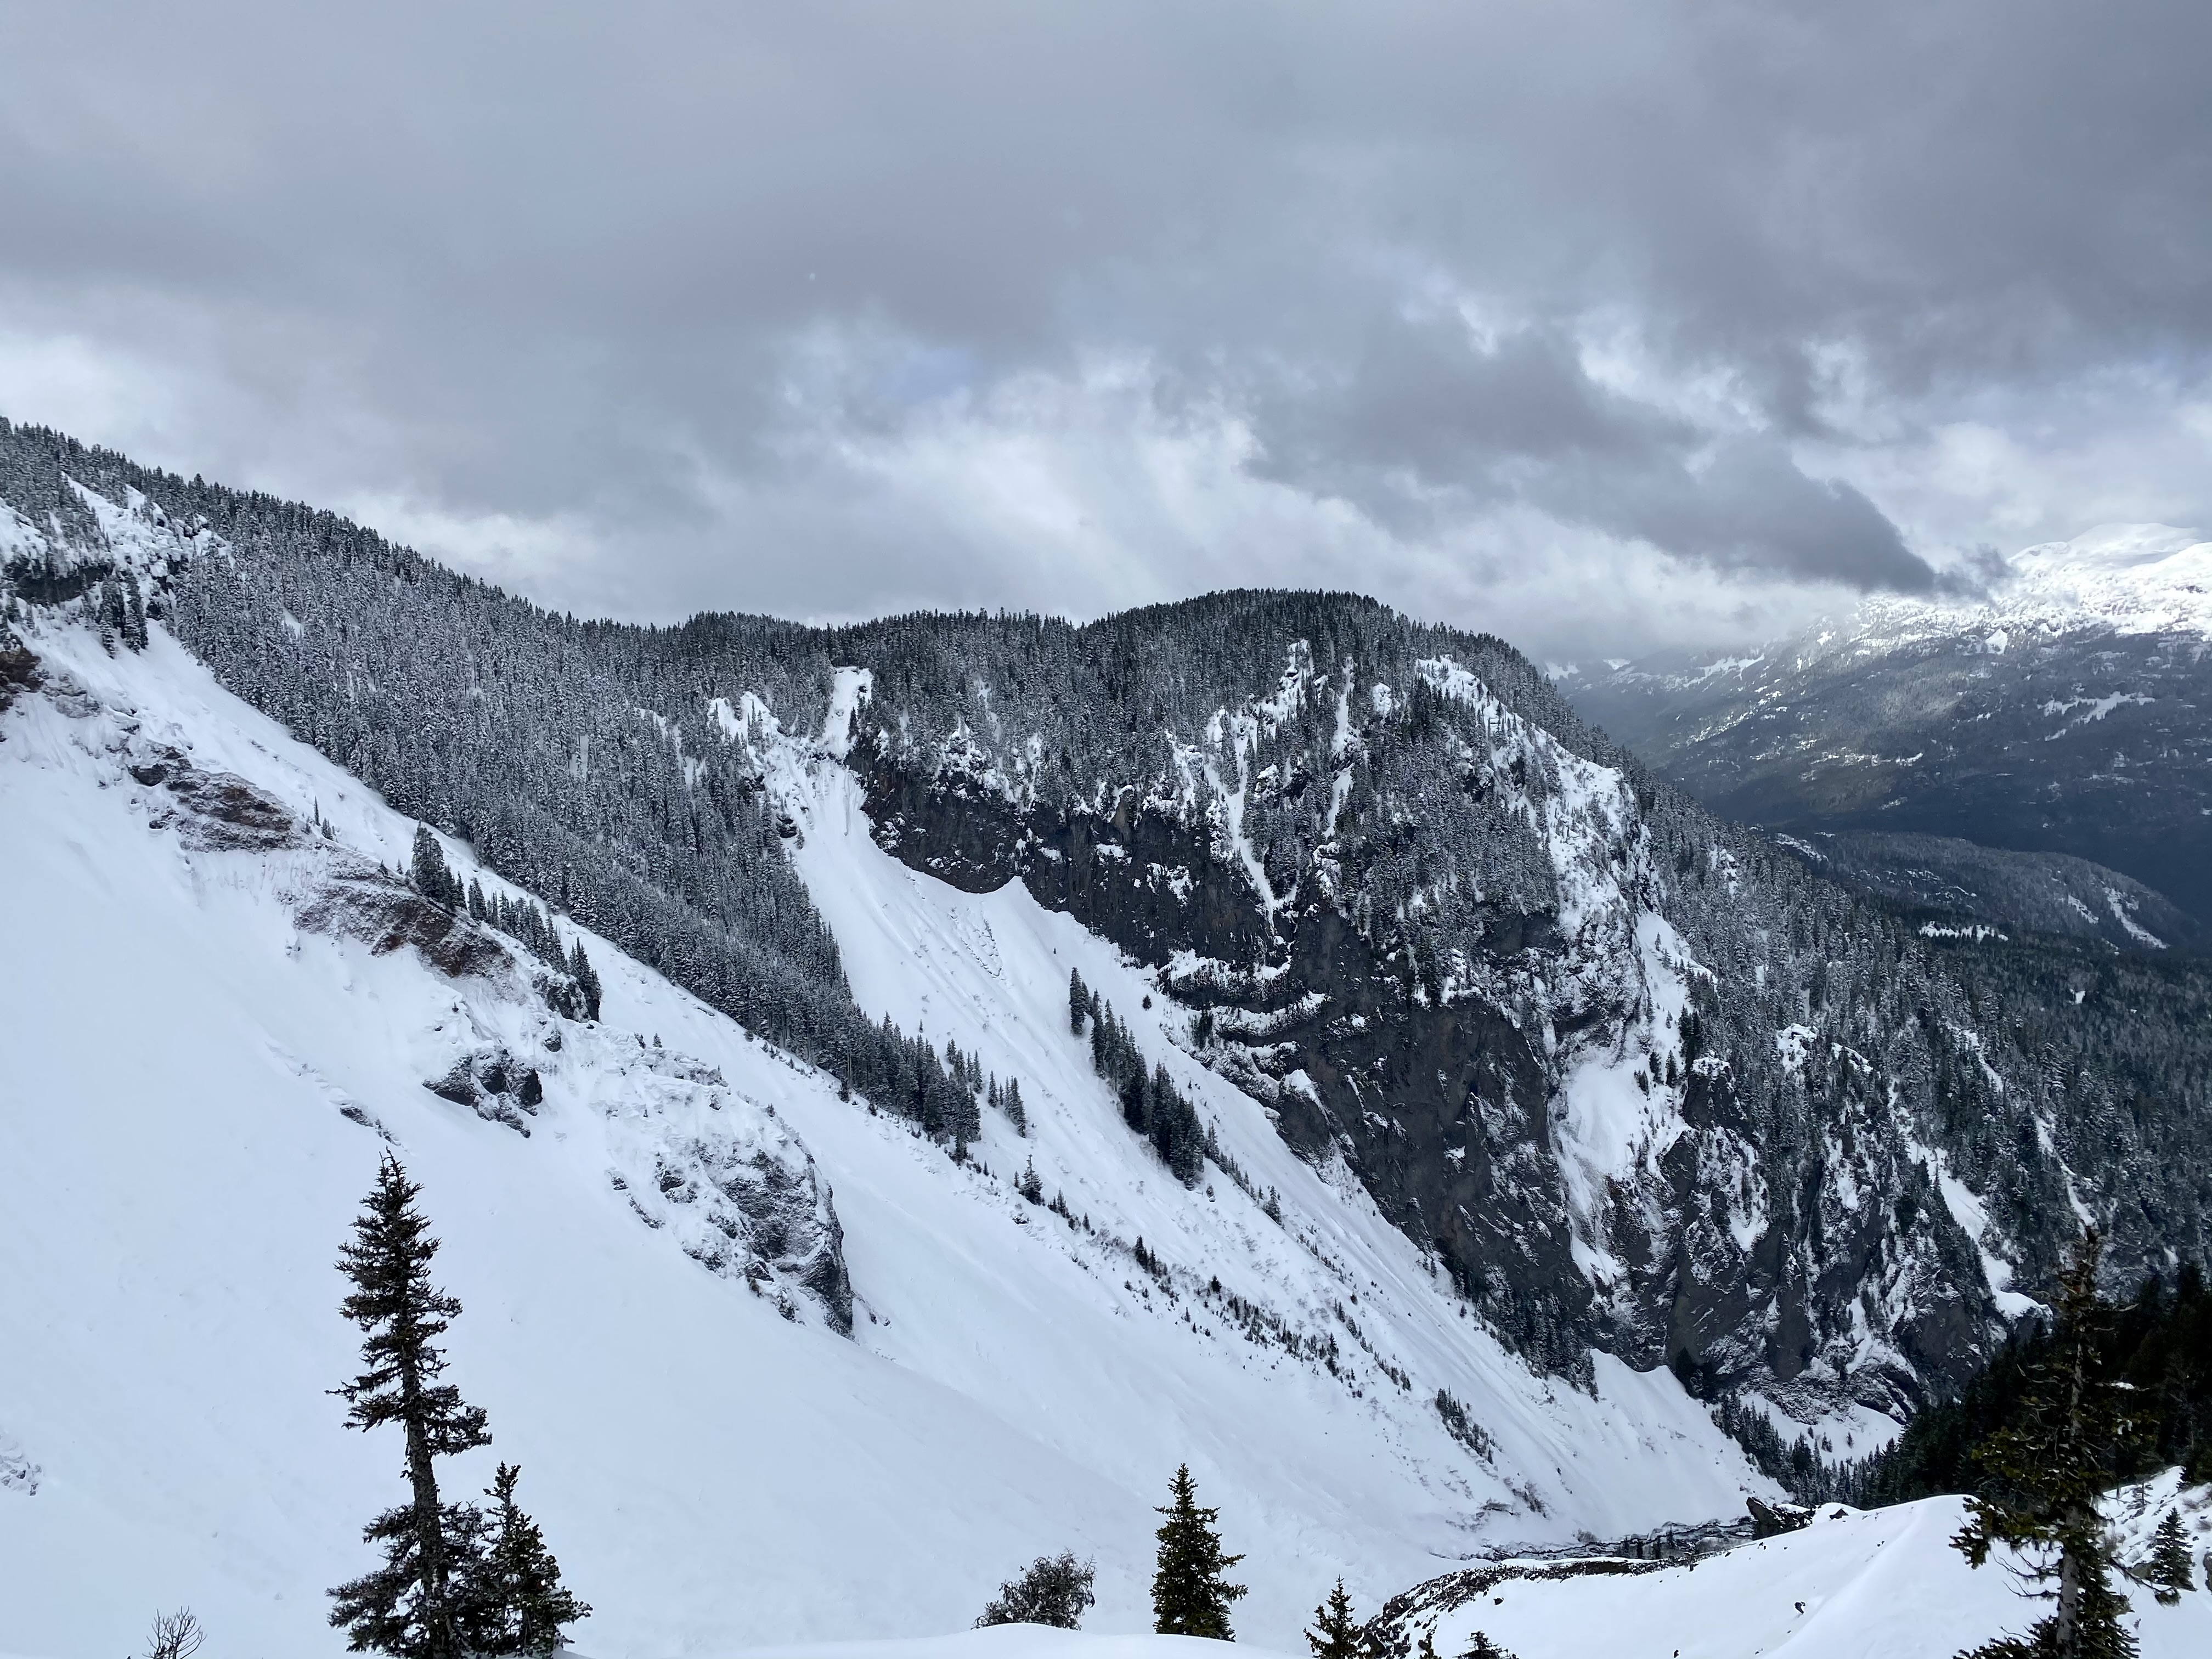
[{"left": 824, "top": 599, "right": 2113, "bottom": 1412}]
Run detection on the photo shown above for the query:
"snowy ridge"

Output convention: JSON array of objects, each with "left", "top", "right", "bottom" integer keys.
[
  {"left": 1596, "top": 524, "right": 2212, "bottom": 695},
  {"left": 0, "top": 610, "right": 1775, "bottom": 1658}
]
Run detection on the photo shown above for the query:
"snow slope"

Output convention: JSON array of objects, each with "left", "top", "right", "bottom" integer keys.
[
  {"left": 1, "top": 614, "right": 1768, "bottom": 1658},
  {"left": 1391, "top": 1482, "right": 2212, "bottom": 1659}
]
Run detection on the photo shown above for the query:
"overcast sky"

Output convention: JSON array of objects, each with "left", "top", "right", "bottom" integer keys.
[{"left": 3, "top": 2, "right": 2207, "bottom": 659}]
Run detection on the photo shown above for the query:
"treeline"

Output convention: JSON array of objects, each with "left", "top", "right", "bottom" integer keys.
[
  {"left": 1070, "top": 969, "right": 1206, "bottom": 1184},
  {"left": 1844, "top": 1260, "right": 2212, "bottom": 1509},
  {"left": 1718, "top": 1249, "right": 2212, "bottom": 1510},
  {"left": 0, "top": 419, "right": 993, "bottom": 1153},
  {"left": 411, "top": 826, "right": 604, "bottom": 1020}
]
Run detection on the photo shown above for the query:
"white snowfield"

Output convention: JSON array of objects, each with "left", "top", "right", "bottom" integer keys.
[
  {"left": 1808, "top": 522, "right": 2212, "bottom": 663},
  {"left": 18, "top": 604, "right": 2194, "bottom": 1659},
  {"left": 1404, "top": 1485, "right": 2212, "bottom": 1659}
]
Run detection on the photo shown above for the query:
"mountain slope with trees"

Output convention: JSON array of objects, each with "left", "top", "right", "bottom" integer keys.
[{"left": 7, "top": 418, "right": 2212, "bottom": 1440}]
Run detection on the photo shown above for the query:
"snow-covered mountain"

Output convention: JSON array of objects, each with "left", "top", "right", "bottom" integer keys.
[
  {"left": 7, "top": 422, "right": 2212, "bottom": 1658},
  {"left": 0, "top": 604, "right": 1771, "bottom": 1658},
  {"left": 1564, "top": 524, "right": 2212, "bottom": 929}
]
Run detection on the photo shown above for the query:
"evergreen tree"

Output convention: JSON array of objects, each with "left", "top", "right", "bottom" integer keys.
[
  {"left": 329, "top": 1156, "right": 494, "bottom": 1659},
  {"left": 1069, "top": 969, "right": 1088, "bottom": 1036},
  {"left": 470, "top": 1463, "right": 590, "bottom": 1655},
  {"left": 566, "top": 938, "right": 602, "bottom": 1022},
  {"left": 975, "top": 1551, "right": 1097, "bottom": 1629},
  {"left": 1151, "top": 1463, "right": 1246, "bottom": 1639},
  {"left": 2148, "top": 1509, "right": 2193, "bottom": 1606},
  {"left": 1951, "top": 1230, "right": 2146, "bottom": 1659},
  {"left": 410, "top": 827, "right": 461, "bottom": 911},
  {"left": 1305, "top": 1579, "right": 1365, "bottom": 1659},
  {"left": 1460, "top": 1637, "right": 1515, "bottom": 1659}
]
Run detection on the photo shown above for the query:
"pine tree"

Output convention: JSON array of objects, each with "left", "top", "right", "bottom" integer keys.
[
  {"left": 2148, "top": 1509, "right": 2193, "bottom": 1606},
  {"left": 329, "top": 1156, "right": 494, "bottom": 1659},
  {"left": 410, "top": 827, "right": 460, "bottom": 911},
  {"left": 566, "top": 938, "right": 602, "bottom": 1022},
  {"left": 469, "top": 1463, "right": 590, "bottom": 1655},
  {"left": 1460, "top": 1637, "right": 1515, "bottom": 1659},
  {"left": 1069, "top": 968, "right": 1089, "bottom": 1036},
  {"left": 1151, "top": 1463, "right": 1246, "bottom": 1639},
  {"left": 1305, "top": 1579, "right": 1365, "bottom": 1659},
  {"left": 1951, "top": 1229, "right": 2146, "bottom": 1659}
]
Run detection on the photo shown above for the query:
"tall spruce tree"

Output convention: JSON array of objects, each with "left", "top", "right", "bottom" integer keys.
[
  {"left": 1951, "top": 1229, "right": 2145, "bottom": 1659},
  {"left": 1305, "top": 1579, "right": 1365, "bottom": 1659},
  {"left": 329, "top": 1156, "right": 494, "bottom": 1659},
  {"left": 472, "top": 1463, "right": 590, "bottom": 1655},
  {"left": 1151, "top": 1464, "right": 1246, "bottom": 1639}
]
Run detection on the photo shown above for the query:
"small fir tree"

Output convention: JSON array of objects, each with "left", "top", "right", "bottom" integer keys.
[
  {"left": 1069, "top": 968, "right": 1089, "bottom": 1036},
  {"left": 1460, "top": 1637, "right": 1515, "bottom": 1659},
  {"left": 329, "top": 1156, "right": 494, "bottom": 1659},
  {"left": 1305, "top": 1579, "right": 1364, "bottom": 1659},
  {"left": 1951, "top": 1229, "right": 2146, "bottom": 1659},
  {"left": 471, "top": 1463, "right": 590, "bottom": 1655},
  {"left": 975, "top": 1551, "right": 1097, "bottom": 1629},
  {"left": 1152, "top": 1463, "right": 1246, "bottom": 1639},
  {"left": 2148, "top": 1508, "right": 2193, "bottom": 1606}
]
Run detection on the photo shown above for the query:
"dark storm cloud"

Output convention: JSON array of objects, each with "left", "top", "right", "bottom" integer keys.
[
  {"left": 1240, "top": 312, "right": 1934, "bottom": 589},
  {"left": 0, "top": 0, "right": 2206, "bottom": 639}
]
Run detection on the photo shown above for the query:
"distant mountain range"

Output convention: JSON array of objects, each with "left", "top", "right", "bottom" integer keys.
[{"left": 1563, "top": 524, "right": 2212, "bottom": 938}]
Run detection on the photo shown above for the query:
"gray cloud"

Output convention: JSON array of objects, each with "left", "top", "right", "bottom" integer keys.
[
  {"left": 0, "top": 1, "right": 2205, "bottom": 649},
  {"left": 1239, "top": 311, "right": 1933, "bottom": 589}
]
